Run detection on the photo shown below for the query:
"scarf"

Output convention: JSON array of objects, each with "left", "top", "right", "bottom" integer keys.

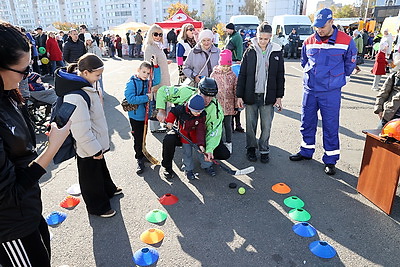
[
  {"left": 186, "top": 37, "right": 196, "bottom": 48},
  {"left": 252, "top": 37, "right": 273, "bottom": 94}
]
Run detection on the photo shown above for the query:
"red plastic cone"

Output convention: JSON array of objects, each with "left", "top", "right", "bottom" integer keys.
[
  {"left": 159, "top": 194, "right": 179, "bottom": 205},
  {"left": 60, "top": 196, "right": 80, "bottom": 208}
]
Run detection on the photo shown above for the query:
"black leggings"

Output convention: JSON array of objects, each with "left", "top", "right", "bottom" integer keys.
[{"left": 0, "top": 217, "right": 51, "bottom": 267}]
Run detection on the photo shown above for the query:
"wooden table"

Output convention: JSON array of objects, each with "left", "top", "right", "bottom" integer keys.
[{"left": 357, "top": 129, "right": 400, "bottom": 214}]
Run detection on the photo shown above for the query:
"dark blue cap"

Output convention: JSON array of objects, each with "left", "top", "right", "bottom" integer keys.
[{"left": 312, "top": 8, "right": 333, "bottom": 28}]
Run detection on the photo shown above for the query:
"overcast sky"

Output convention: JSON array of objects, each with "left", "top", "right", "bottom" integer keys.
[{"left": 306, "top": 0, "right": 357, "bottom": 15}]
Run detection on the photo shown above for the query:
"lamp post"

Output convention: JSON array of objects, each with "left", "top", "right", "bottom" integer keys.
[{"left": 364, "top": 0, "right": 370, "bottom": 26}]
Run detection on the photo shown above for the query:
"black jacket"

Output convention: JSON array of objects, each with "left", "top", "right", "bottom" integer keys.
[
  {"left": 236, "top": 41, "right": 285, "bottom": 105},
  {"left": 63, "top": 37, "right": 86, "bottom": 63},
  {"left": 0, "top": 93, "right": 46, "bottom": 242},
  {"left": 35, "top": 33, "right": 47, "bottom": 48},
  {"left": 167, "top": 30, "right": 177, "bottom": 44}
]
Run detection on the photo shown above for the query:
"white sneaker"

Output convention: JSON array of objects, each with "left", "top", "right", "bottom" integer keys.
[
  {"left": 224, "top": 142, "right": 232, "bottom": 154},
  {"left": 371, "top": 87, "right": 379, "bottom": 91}
]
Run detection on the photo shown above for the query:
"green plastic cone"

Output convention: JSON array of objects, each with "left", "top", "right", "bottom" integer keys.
[
  {"left": 284, "top": 196, "right": 305, "bottom": 209},
  {"left": 145, "top": 209, "right": 167, "bottom": 223},
  {"left": 288, "top": 208, "right": 311, "bottom": 222}
]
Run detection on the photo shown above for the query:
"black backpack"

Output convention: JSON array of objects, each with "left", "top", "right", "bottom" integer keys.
[{"left": 50, "top": 90, "right": 91, "bottom": 164}]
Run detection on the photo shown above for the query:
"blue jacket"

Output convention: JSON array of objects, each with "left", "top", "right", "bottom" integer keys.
[
  {"left": 301, "top": 26, "right": 357, "bottom": 91},
  {"left": 124, "top": 66, "right": 161, "bottom": 121}
]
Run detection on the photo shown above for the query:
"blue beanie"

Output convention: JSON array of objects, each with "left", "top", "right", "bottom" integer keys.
[{"left": 188, "top": 94, "right": 205, "bottom": 113}]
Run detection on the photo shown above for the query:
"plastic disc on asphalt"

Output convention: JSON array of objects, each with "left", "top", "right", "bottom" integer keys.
[
  {"left": 46, "top": 211, "right": 67, "bottom": 226},
  {"left": 284, "top": 196, "right": 305, "bottom": 208},
  {"left": 66, "top": 184, "right": 81, "bottom": 195},
  {"left": 229, "top": 182, "right": 237, "bottom": 189},
  {"left": 292, "top": 222, "right": 317, "bottom": 237},
  {"left": 272, "top": 183, "right": 291, "bottom": 194},
  {"left": 60, "top": 196, "right": 80, "bottom": 208},
  {"left": 159, "top": 193, "right": 179, "bottom": 205},
  {"left": 140, "top": 228, "right": 165, "bottom": 244},
  {"left": 145, "top": 209, "right": 167, "bottom": 223},
  {"left": 309, "top": 240, "right": 337, "bottom": 258},
  {"left": 288, "top": 208, "right": 311, "bottom": 222},
  {"left": 133, "top": 247, "right": 159, "bottom": 266}
]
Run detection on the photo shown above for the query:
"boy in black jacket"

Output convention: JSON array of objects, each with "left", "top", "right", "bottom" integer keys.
[{"left": 236, "top": 22, "right": 285, "bottom": 163}]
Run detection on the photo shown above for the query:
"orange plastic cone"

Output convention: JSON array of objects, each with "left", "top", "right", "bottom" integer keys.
[
  {"left": 60, "top": 196, "right": 80, "bottom": 208},
  {"left": 140, "top": 228, "right": 165, "bottom": 244},
  {"left": 271, "top": 183, "right": 291, "bottom": 194}
]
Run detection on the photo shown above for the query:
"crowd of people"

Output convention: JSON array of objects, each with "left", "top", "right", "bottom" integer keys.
[{"left": 1, "top": 7, "right": 400, "bottom": 266}]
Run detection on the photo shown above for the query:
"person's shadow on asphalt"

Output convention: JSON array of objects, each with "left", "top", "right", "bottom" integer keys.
[
  {"left": 88, "top": 195, "right": 132, "bottom": 266},
  {"left": 142, "top": 142, "right": 399, "bottom": 266}
]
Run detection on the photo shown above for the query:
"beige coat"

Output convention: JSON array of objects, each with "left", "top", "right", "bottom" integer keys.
[
  {"left": 64, "top": 86, "right": 110, "bottom": 158},
  {"left": 374, "top": 71, "right": 400, "bottom": 121},
  {"left": 144, "top": 43, "right": 170, "bottom": 90}
]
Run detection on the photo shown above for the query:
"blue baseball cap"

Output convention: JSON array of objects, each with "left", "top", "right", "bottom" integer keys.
[{"left": 312, "top": 8, "right": 333, "bottom": 28}]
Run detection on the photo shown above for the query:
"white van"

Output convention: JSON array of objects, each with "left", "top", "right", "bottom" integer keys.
[
  {"left": 271, "top": 15, "right": 313, "bottom": 56},
  {"left": 229, "top": 15, "right": 260, "bottom": 31}
]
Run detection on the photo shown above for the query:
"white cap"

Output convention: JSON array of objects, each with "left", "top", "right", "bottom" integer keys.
[{"left": 84, "top": 32, "right": 92, "bottom": 41}]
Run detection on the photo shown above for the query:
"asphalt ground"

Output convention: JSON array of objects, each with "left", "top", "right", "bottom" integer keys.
[{"left": 36, "top": 57, "right": 400, "bottom": 267}]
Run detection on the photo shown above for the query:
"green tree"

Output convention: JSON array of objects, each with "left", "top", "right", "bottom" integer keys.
[
  {"left": 331, "top": 5, "right": 357, "bottom": 18},
  {"left": 201, "top": 0, "right": 219, "bottom": 29},
  {"left": 240, "top": 0, "right": 265, "bottom": 21},
  {"left": 165, "top": 2, "right": 199, "bottom": 20},
  {"left": 52, "top": 22, "right": 79, "bottom": 31}
]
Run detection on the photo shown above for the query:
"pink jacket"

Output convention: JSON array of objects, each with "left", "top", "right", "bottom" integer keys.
[{"left": 211, "top": 66, "right": 237, "bottom": 115}]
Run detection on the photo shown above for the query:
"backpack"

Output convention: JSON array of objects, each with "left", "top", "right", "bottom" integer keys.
[{"left": 50, "top": 90, "right": 91, "bottom": 164}]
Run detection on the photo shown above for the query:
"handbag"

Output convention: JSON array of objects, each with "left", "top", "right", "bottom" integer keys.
[{"left": 121, "top": 98, "right": 138, "bottom": 111}]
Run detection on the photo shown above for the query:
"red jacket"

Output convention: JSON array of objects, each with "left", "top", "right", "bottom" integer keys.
[
  {"left": 372, "top": 51, "right": 388, "bottom": 75},
  {"left": 166, "top": 105, "right": 206, "bottom": 146},
  {"left": 46, "top": 37, "right": 63, "bottom": 61}
]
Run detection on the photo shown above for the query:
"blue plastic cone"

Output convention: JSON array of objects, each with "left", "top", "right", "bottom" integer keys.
[
  {"left": 292, "top": 222, "right": 317, "bottom": 237},
  {"left": 133, "top": 247, "right": 159, "bottom": 266},
  {"left": 309, "top": 241, "right": 337, "bottom": 259},
  {"left": 46, "top": 211, "right": 67, "bottom": 226}
]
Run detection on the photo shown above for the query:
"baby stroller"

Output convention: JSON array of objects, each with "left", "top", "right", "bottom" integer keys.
[{"left": 25, "top": 96, "right": 52, "bottom": 128}]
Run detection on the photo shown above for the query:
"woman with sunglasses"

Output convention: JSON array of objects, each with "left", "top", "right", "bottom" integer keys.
[
  {"left": 143, "top": 24, "right": 171, "bottom": 133},
  {"left": 177, "top": 23, "right": 197, "bottom": 84},
  {"left": 0, "top": 22, "right": 71, "bottom": 266}
]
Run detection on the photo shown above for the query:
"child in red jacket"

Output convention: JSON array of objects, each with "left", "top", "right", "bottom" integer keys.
[
  {"left": 371, "top": 42, "right": 388, "bottom": 91},
  {"left": 165, "top": 94, "right": 208, "bottom": 180}
]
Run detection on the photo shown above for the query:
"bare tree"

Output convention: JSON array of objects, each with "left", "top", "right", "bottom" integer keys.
[
  {"left": 240, "top": 0, "right": 265, "bottom": 21},
  {"left": 201, "top": 0, "right": 219, "bottom": 29}
]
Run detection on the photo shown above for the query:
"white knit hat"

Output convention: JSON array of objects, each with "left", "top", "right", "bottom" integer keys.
[
  {"left": 84, "top": 32, "right": 92, "bottom": 41},
  {"left": 198, "top": 29, "right": 213, "bottom": 42}
]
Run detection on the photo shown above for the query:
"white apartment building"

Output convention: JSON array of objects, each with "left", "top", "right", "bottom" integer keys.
[
  {"left": 0, "top": 0, "right": 247, "bottom": 32},
  {"left": 264, "top": 0, "right": 304, "bottom": 23}
]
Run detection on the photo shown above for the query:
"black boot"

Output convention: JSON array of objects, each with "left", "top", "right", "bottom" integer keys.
[
  {"left": 163, "top": 167, "right": 176, "bottom": 180},
  {"left": 136, "top": 158, "right": 145, "bottom": 174},
  {"left": 246, "top": 148, "right": 257, "bottom": 162}
]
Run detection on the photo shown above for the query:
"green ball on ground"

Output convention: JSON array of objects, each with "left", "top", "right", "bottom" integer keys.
[{"left": 238, "top": 187, "right": 246, "bottom": 195}]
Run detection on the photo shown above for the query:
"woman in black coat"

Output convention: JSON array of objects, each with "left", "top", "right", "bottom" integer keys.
[{"left": 0, "top": 22, "right": 70, "bottom": 267}]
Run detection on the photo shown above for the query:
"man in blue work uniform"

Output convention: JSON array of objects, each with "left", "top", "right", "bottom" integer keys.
[{"left": 289, "top": 8, "right": 357, "bottom": 175}]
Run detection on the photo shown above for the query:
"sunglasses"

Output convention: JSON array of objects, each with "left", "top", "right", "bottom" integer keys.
[
  {"left": 187, "top": 28, "right": 195, "bottom": 31},
  {"left": 3, "top": 65, "right": 31, "bottom": 80},
  {"left": 153, "top": 32, "right": 163, "bottom": 37}
]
